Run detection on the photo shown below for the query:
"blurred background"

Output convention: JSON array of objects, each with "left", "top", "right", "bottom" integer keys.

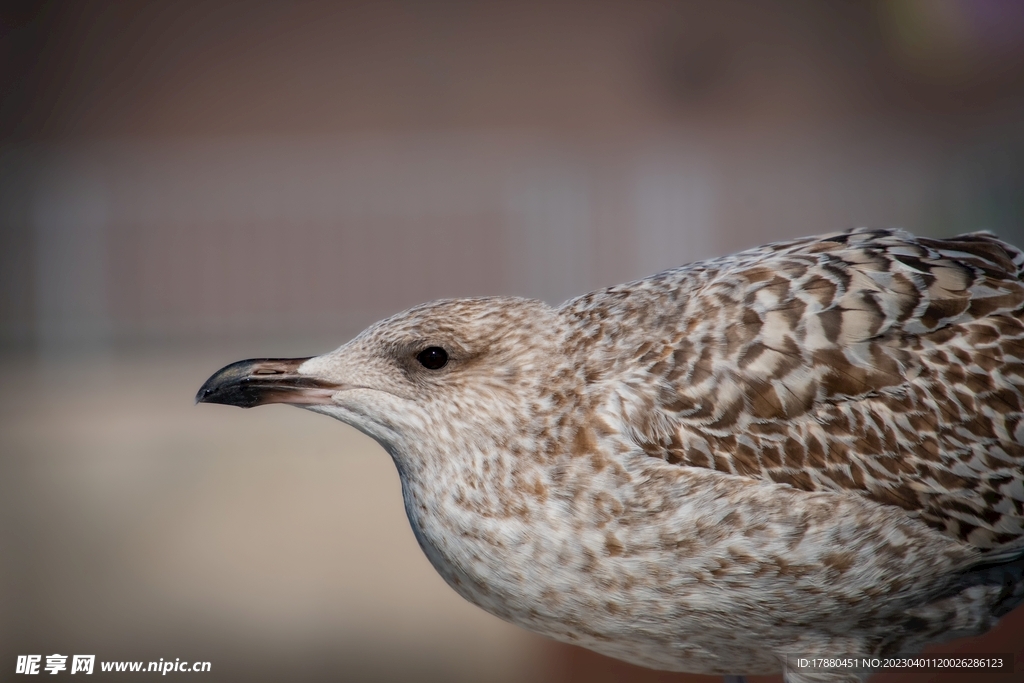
[{"left": 2, "top": 1, "right": 1024, "bottom": 681}]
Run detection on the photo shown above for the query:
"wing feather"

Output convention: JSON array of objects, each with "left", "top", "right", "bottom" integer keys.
[{"left": 568, "top": 228, "right": 1024, "bottom": 550}]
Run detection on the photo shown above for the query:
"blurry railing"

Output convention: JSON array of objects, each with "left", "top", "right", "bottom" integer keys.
[{"left": 1, "top": 133, "right": 1021, "bottom": 350}]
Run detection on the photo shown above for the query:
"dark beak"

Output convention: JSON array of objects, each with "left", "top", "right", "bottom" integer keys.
[{"left": 196, "top": 358, "right": 340, "bottom": 408}]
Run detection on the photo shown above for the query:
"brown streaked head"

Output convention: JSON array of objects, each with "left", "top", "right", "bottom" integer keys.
[{"left": 196, "top": 357, "right": 339, "bottom": 408}]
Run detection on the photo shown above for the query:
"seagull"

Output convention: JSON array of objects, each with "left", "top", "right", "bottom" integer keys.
[{"left": 198, "top": 228, "right": 1024, "bottom": 683}]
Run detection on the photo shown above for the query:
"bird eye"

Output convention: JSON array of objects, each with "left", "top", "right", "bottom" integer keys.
[{"left": 416, "top": 346, "right": 449, "bottom": 370}]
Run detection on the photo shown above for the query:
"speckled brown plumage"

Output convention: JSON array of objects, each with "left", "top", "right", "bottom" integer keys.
[
  {"left": 567, "top": 228, "right": 1024, "bottom": 550},
  {"left": 199, "top": 228, "right": 1024, "bottom": 683}
]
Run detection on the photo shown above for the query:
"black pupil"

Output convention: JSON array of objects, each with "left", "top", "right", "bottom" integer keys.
[{"left": 417, "top": 347, "right": 448, "bottom": 370}]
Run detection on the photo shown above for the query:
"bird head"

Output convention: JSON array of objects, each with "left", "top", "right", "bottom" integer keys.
[{"left": 197, "top": 297, "right": 564, "bottom": 462}]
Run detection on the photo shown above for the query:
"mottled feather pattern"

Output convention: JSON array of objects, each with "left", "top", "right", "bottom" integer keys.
[
  {"left": 566, "top": 228, "right": 1024, "bottom": 550},
  {"left": 217, "top": 228, "right": 1024, "bottom": 682}
]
